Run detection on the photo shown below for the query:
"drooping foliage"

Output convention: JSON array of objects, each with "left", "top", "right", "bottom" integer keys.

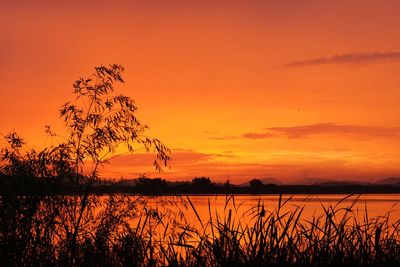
[{"left": 59, "top": 64, "right": 170, "bottom": 182}]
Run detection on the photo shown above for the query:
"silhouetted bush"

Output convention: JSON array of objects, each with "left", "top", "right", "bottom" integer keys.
[
  {"left": 249, "top": 178, "right": 263, "bottom": 188},
  {"left": 135, "top": 176, "right": 168, "bottom": 194}
]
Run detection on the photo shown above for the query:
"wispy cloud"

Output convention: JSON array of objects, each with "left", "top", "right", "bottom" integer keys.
[
  {"left": 287, "top": 51, "right": 400, "bottom": 67},
  {"left": 208, "top": 133, "right": 275, "bottom": 140},
  {"left": 266, "top": 123, "right": 400, "bottom": 138},
  {"left": 208, "top": 135, "right": 238, "bottom": 140},
  {"left": 108, "top": 149, "right": 214, "bottom": 166},
  {"left": 210, "top": 123, "right": 400, "bottom": 140},
  {"left": 241, "top": 132, "right": 275, "bottom": 139}
]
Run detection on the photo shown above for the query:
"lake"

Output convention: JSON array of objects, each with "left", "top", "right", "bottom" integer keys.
[{"left": 142, "top": 194, "right": 400, "bottom": 230}]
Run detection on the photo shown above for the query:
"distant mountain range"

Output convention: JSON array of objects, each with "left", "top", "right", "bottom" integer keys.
[
  {"left": 373, "top": 177, "right": 400, "bottom": 186},
  {"left": 114, "top": 176, "right": 400, "bottom": 188},
  {"left": 240, "top": 177, "right": 400, "bottom": 187},
  {"left": 290, "top": 178, "right": 335, "bottom": 186}
]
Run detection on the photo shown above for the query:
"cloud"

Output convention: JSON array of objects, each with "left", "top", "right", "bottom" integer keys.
[
  {"left": 287, "top": 51, "right": 400, "bottom": 67},
  {"left": 266, "top": 123, "right": 400, "bottom": 138},
  {"left": 241, "top": 132, "right": 275, "bottom": 139},
  {"left": 108, "top": 149, "right": 214, "bottom": 166},
  {"left": 210, "top": 123, "right": 400, "bottom": 140},
  {"left": 209, "top": 133, "right": 275, "bottom": 140},
  {"left": 208, "top": 135, "right": 238, "bottom": 140}
]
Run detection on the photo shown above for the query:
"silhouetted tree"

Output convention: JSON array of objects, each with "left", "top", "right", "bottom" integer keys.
[
  {"left": 135, "top": 176, "right": 167, "bottom": 194},
  {"left": 192, "top": 177, "right": 213, "bottom": 190},
  {"left": 59, "top": 64, "right": 170, "bottom": 185},
  {"left": 249, "top": 179, "right": 263, "bottom": 188}
]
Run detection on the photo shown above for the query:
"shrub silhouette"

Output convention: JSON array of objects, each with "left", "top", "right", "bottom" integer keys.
[
  {"left": 249, "top": 178, "right": 263, "bottom": 188},
  {"left": 135, "top": 175, "right": 168, "bottom": 194},
  {"left": 192, "top": 177, "right": 212, "bottom": 188}
]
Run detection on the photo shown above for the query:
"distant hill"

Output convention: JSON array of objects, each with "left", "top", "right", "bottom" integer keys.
[
  {"left": 289, "top": 178, "right": 376, "bottom": 186},
  {"left": 316, "top": 181, "right": 370, "bottom": 187},
  {"left": 290, "top": 178, "right": 335, "bottom": 185},
  {"left": 374, "top": 177, "right": 400, "bottom": 186}
]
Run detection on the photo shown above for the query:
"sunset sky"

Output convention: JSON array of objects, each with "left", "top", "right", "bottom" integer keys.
[{"left": 1, "top": 0, "right": 400, "bottom": 183}]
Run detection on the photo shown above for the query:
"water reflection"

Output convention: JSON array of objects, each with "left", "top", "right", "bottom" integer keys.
[{"left": 143, "top": 194, "right": 400, "bottom": 229}]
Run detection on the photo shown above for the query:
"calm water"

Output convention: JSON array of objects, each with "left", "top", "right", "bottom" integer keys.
[{"left": 144, "top": 194, "right": 400, "bottom": 227}]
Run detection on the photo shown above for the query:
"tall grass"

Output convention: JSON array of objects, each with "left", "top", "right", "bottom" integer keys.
[{"left": 1, "top": 193, "right": 399, "bottom": 266}]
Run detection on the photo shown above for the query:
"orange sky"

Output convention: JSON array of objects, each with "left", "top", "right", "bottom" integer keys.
[{"left": 1, "top": 0, "right": 400, "bottom": 183}]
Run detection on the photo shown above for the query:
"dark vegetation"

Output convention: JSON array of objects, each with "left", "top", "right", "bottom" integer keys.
[
  {"left": 96, "top": 177, "right": 400, "bottom": 195},
  {"left": 1, "top": 65, "right": 400, "bottom": 266},
  {"left": 2, "top": 174, "right": 399, "bottom": 196}
]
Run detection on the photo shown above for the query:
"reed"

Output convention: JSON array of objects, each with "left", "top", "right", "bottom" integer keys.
[{"left": 1, "top": 193, "right": 399, "bottom": 266}]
